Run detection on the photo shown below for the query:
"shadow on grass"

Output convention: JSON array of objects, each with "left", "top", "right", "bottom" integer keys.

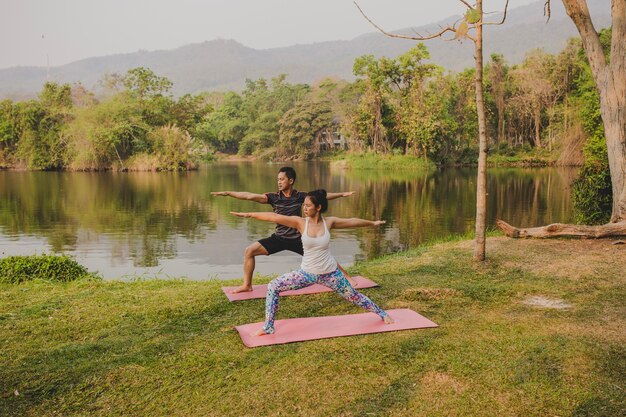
[
  {"left": 0, "top": 293, "right": 280, "bottom": 416},
  {"left": 332, "top": 334, "right": 438, "bottom": 416},
  {"left": 571, "top": 341, "right": 626, "bottom": 417}
]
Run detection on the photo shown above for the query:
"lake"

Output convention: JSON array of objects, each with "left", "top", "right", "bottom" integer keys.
[{"left": 0, "top": 162, "right": 578, "bottom": 279}]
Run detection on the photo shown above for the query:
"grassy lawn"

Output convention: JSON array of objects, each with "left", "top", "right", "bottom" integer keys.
[
  {"left": 486, "top": 147, "right": 558, "bottom": 167},
  {"left": 329, "top": 152, "right": 435, "bottom": 171},
  {"left": 327, "top": 149, "right": 561, "bottom": 169},
  {"left": 1, "top": 237, "right": 624, "bottom": 416}
]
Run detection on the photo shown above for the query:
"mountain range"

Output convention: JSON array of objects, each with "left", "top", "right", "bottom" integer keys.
[{"left": 0, "top": 0, "right": 611, "bottom": 99}]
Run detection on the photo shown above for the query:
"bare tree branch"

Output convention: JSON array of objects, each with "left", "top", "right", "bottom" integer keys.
[
  {"left": 483, "top": 0, "right": 510, "bottom": 25},
  {"left": 353, "top": 1, "right": 457, "bottom": 41},
  {"left": 458, "top": 0, "right": 474, "bottom": 9},
  {"left": 544, "top": 0, "right": 552, "bottom": 22}
]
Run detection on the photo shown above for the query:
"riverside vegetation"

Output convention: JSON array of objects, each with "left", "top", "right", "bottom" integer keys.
[
  {"left": 0, "top": 33, "right": 609, "bottom": 169},
  {"left": 0, "top": 235, "right": 624, "bottom": 416},
  {"left": 0, "top": 32, "right": 613, "bottom": 222}
]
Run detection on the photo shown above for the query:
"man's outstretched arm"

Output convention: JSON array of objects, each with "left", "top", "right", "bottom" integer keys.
[
  {"left": 211, "top": 191, "right": 268, "bottom": 204},
  {"left": 326, "top": 191, "right": 356, "bottom": 201}
]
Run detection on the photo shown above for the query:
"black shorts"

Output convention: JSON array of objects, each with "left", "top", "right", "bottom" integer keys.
[{"left": 258, "top": 234, "right": 303, "bottom": 256}]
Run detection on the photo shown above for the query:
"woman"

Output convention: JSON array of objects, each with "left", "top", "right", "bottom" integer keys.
[{"left": 231, "top": 189, "right": 394, "bottom": 336}]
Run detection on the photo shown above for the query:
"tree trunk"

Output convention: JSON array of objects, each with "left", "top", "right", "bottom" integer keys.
[
  {"left": 474, "top": 0, "right": 488, "bottom": 261},
  {"left": 497, "top": 108, "right": 505, "bottom": 144},
  {"left": 533, "top": 103, "right": 542, "bottom": 148},
  {"left": 496, "top": 219, "right": 626, "bottom": 238},
  {"left": 561, "top": 0, "right": 626, "bottom": 222}
]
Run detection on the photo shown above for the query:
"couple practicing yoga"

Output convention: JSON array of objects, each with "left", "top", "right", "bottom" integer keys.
[{"left": 212, "top": 166, "right": 393, "bottom": 336}]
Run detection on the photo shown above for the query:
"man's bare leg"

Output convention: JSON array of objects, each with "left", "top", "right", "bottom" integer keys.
[
  {"left": 337, "top": 263, "right": 358, "bottom": 288},
  {"left": 229, "top": 242, "right": 269, "bottom": 293}
]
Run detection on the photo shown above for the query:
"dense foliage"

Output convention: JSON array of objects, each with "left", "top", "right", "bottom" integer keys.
[
  {"left": 0, "top": 39, "right": 606, "bottom": 168},
  {"left": 571, "top": 29, "right": 613, "bottom": 224},
  {"left": 0, "top": 254, "right": 98, "bottom": 284},
  {"left": 0, "top": 34, "right": 612, "bottom": 219},
  {"left": 0, "top": 68, "right": 213, "bottom": 171}
]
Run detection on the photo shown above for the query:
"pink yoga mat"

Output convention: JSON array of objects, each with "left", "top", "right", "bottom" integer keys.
[
  {"left": 222, "top": 276, "right": 378, "bottom": 302},
  {"left": 235, "top": 308, "right": 438, "bottom": 347}
]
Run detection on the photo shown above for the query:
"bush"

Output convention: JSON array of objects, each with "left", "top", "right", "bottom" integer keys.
[
  {"left": 496, "top": 142, "right": 509, "bottom": 154},
  {"left": 149, "top": 125, "right": 200, "bottom": 171},
  {"left": 571, "top": 55, "right": 612, "bottom": 225},
  {"left": 200, "top": 150, "right": 217, "bottom": 163},
  {"left": 124, "top": 153, "right": 160, "bottom": 171},
  {"left": 572, "top": 136, "right": 612, "bottom": 225},
  {"left": 0, "top": 255, "right": 99, "bottom": 284},
  {"left": 457, "top": 146, "right": 478, "bottom": 165}
]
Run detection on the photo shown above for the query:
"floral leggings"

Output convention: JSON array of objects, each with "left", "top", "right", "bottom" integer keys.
[{"left": 261, "top": 268, "right": 388, "bottom": 334}]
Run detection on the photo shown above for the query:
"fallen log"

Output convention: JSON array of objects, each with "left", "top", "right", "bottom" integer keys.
[{"left": 496, "top": 220, "right": 626, "bottom": 239}]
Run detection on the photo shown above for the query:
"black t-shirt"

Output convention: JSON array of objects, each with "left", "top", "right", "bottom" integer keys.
[{"left": 265, "top": 190, "right": 308, "bottom": 239}]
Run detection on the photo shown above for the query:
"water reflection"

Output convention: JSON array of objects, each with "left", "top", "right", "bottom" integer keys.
[{"left": 0, "top": 163, "right": 576, "bottom": 279}]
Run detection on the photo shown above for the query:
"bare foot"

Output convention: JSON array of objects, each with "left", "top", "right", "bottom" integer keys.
[
  {"left": 251, "top": 327, "right": 269, "bottom": 337},
  {"left": 229, "top": 285, "right": 253, "bottom": 294},
  {"left": 383, "top": 315, "right": 395, "bottom": 324}
]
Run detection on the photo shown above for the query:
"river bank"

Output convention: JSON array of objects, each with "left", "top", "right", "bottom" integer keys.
[
  {"left": 325, "top": 149, "right": 564, "bottom": 169},
  {"left": 1, "top": 236, "right": 623, "bottom": 416},
  {"left": 220, "top": 149, "right": 565, "bottom": 169},
  {"left": 0, "top": 148, "right": 572, "bottom": 171}
]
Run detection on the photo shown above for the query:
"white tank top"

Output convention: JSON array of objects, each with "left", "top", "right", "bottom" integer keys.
[{"left": 300, "top": 217, "right": 338, "bottom": 274}]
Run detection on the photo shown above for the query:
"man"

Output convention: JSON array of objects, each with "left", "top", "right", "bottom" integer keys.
[{"left": 211, "top": 166, "right": 355, "bottom": 293}]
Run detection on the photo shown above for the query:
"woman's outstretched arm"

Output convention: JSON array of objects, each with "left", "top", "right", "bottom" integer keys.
[
  {"left": 326, "top": 217, "right": 386, "bottom": 229},
  {"left": 230, "top": 211, "right": 304, "bottom": 231}
]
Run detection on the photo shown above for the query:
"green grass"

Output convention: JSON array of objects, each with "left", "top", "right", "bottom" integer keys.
[
  {"left": 330, "top": 152, "right": 435, "bottom": 171},
  {"left": 327, "top": 149, "right": 560, "bottom": 169},
  {"left": 1, "top": 237, "right": 624, "bottom": 416},
  {"left": 486, "top": 147, "right": 557, "bottom": 167}
]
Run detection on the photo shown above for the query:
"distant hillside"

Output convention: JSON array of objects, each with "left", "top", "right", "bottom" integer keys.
[{"left": 0, "top": 0, "right": 611, "bottom": 99}]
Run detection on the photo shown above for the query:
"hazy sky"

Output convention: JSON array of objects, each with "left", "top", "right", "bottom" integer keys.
[{"left": 1, "top": 0, "right": 540, "bottom": 69}]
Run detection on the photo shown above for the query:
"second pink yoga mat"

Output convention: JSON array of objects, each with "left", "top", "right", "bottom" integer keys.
[
  {"left": 222, "top": 276, "right": 378, "bottom": 302},
  {"left": 235, "top": 308, "right": 438, "bottom": 347}
]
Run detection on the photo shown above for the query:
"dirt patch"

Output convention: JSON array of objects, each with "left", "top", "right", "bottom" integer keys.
[
  {"left": 420, "top": 371, "right": 468, "bottom": 394},
  {"left": 523, "top": 296, "right": 572, "bottom": 309},
  {"left": 457, "top": 238, "right": 508, "bottom": 253},
  {"left": 490, "top": 237, "right": 626, "bottom": 281}
]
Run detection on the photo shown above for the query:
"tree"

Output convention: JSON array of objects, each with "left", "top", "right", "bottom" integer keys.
[
  {"left": 195, "top": 92, "right": 246, "bottom": 153},
  {"left": 555, "top": 0, "right": 626, "bottom": 223},
  {"left": 0, "top": 100, "right": 18, "bottom": 162},
  {"left": 123, "top": 67, "right": 175, "bottom": 128},
  {"left": 14, "top": 82, "right": 73, "bottom": 170},
  {"left": 233, "top": 75, "right": 310, "bottom": 156},
  {"left": 64, "top": 93, "right": 147, "bottom": 170},
  {"left": 510, "top": 50, "right": 560, "bottom": 149},
  {"left": 397, "top": 73, "right": 458, "bottom": 160},
  {"left": 123, "top": 67, "right": 173, "bottom": 100},
  {"left": 486, "top": 54, "right": 508, "bottom": 145},
  {"left": 393, "top": 45, "right": 446, "bottom": 157},
  {"left": 570, "top": 30, "right": 612, "bottom": 224},
  {"left": 277, "top": 98, "right": 334, "bottom": 159},
  {"left": 171, "top": 94, "right": 213, "bottom": 132},
  {"left": 352, "top": 55, "right": 394, "bottom": 153},
  {"left": 498, "top": 0, "right": 626, "bottom": 237},
  {"left": 149, "top": 124, "right": 199, "bottom": 171},
  {"left": 355, "top": 0, "right": 511, "bottom": 260}
]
